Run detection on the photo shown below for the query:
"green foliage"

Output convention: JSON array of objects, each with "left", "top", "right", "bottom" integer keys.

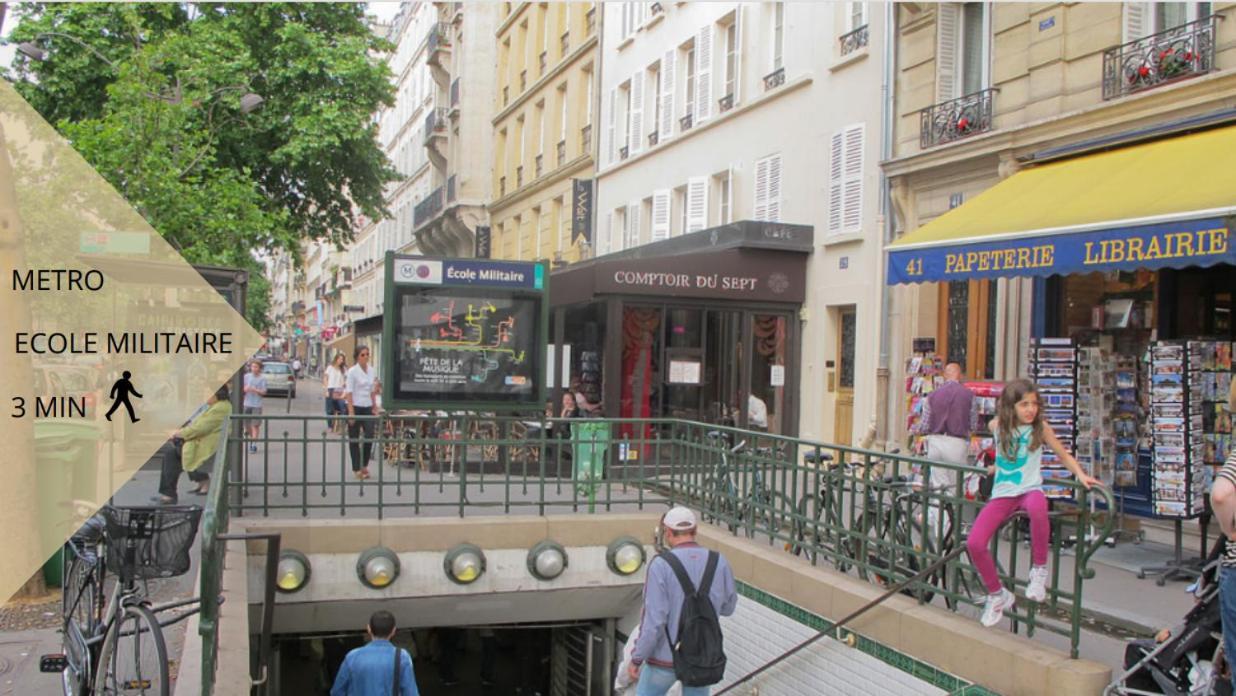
[{"left": 8, "top": 3, "right": 398, "bottom": 325}]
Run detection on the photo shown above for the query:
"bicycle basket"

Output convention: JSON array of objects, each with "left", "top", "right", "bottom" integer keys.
[{"left": 100, "top": 505, "right": 203, "bottom": 579}]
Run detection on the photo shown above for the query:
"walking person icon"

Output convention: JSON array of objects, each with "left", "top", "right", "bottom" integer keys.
[{"left": 106, "top": 370, "right": 143, "bottom": 423}]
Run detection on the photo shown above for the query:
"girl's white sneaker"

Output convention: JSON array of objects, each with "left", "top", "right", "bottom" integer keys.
[
  {"left": 980, "top": 588, "right": 1015, "bottom": 627},
  {"left": 1026, "top": 565, "right": 1049, "bottom": 603}
]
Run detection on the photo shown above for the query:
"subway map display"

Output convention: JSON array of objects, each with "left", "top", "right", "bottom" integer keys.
[{"left": 394, "top": 288, "right": 540, "bottom": 402}]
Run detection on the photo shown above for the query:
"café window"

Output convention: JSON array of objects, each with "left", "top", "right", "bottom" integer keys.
[{"left": 937, "top": 279, "right": 998, "bottom": 379}]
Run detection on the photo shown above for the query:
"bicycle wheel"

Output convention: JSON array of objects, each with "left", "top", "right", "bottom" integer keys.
[
  {"left": 93, "top": 604, "right": 168, "bottom": 696},
  {"left": 790, "top": 493, "right": 823, "bottom": 561},
  {"left": 702, "top": 477, "right": 740, "bottom": 533},
  {"left": 62, "top": 550, "right": 99, "bottom": 640},
  {"left": 743, "top": 491, "right": 793, "bottom": 541}
]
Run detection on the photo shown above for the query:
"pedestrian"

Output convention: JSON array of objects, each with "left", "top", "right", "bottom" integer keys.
[
  {"left": 917, "top": 362, "right": 974, "bottom": 534},
  {"left": 1209, "top": 374, "right": 1236, "bottom": 692},
  {"left": 153, "top": 384, "right": 232, "bottom": 504},
  {"left": 330, "top": 610, "right": 419, "bottom": 696},
  {"left": 324, "top": 353, "right": 348, "bottom": 435},
  {"left": 243, "top": 361, "right": 267, "bottom": 454},
  {"left": 630, "top": 506, "right": 737, "bottom": 696},
  {"left": 616, "top": 623, "right": 681, "bottom": 696},
  {"left": 345, "top": 346, "right": 381, "bottom": 480},
  {"left": 966, "top": 378, "right": 1099, "bottom": 628},
  {"left": 292, "top": 356, "right": 303, "bottom": 380}
]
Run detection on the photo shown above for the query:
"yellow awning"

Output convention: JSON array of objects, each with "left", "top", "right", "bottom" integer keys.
[{"left": 885, "top": 124, "right": 1236, "bottom": 284}]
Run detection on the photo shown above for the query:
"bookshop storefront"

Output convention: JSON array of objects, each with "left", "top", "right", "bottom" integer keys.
[
  {"left": 549, "top": 221, "right": 813, "bottom": 437},
  {"left": 887, "top": 123, "right": 1236, "bottom": 521}
]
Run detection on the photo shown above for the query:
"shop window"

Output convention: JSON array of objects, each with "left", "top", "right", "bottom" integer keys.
[{"left": 937, "top": 279, "right": 998, "bottom": 379}]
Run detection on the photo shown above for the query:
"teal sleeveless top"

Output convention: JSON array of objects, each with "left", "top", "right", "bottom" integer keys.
[{"left": 991, "top": 424, "right": 1043, "bottom": 499}]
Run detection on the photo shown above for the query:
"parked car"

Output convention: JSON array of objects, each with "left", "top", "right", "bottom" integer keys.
[{"left": 261, "top": 361, "right": 296, "bottom": 398}]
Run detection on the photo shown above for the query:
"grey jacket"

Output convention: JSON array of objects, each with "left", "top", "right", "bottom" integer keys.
[{"left": 631, "top": 543, "right": 738, "bottom": 667}]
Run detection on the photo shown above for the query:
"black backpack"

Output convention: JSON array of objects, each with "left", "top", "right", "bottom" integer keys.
[{"left": 659, "top": 550, "right": 726, "bottom": 687}]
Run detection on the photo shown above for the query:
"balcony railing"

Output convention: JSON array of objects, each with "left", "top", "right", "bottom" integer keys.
[
  {"left": 618, "top": 145, "right": 629, "bottom": 161},
  {"left": 423, "top": 107, "right": 448, "bottom": 145},
  {"left": 648, "top": 130, "right": 659, "bottom": 147},
  {"left": 516, "top": 165, "right": 524, "bottom": 188},
  {"left": 561, "top": 32, "right": 570, "bottom": 55},
  {"left": 427, "top": 22, "right": 451, "bottom": 56},
  {"left": 413, "top": 185, "right": 446, "bottom": 227},
  {"left": 539, "top": 51, "right": 548, "bottom": 75},
  {"left": 586, "top": 8, "right": 596, "bottom": 35},
  {"left": 919, "top": 87, "right": 997, "bottom": 149},
  {"left": 839, "top": 24, "right": 869, "bottom": 56},
  {"left": 718, "top": 93, "right": 734, "bottom": 113},
  {"left": 763, "top": 67, "right": 786, "bottom": 91},
  {"left": 679, "top": 112, "right": 694, "bottom": 132},
  {"left": 1102, "top": 15, "right": 1219, "bottom": 100},
  {"left": 581, "top": 124, "right": 592, "bottom": 153},
  {"left": 556, "top": 139, "right": 567, "bottom": 166},
  {"left": 450, "top": 78, "right": 460, "bottom": 108},
  {"left": 535, "top": 154, "right": 544, "bottom": 178},
  {"left": 651, "top": 2, "right": 664, "bottom": 16},
  {"left": 446, "top": 174, "right": 456, "bottom": 204}
]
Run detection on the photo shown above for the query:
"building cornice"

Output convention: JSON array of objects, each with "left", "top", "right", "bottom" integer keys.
[
  {"left": 492, "top": 35, "right": 599, "bottom": 125},
  {"left": 496, "top": 2, "right": 531, "bottom": 37},
  {"left": 488, "top": 154, "right": 595, "bottom": 214}
]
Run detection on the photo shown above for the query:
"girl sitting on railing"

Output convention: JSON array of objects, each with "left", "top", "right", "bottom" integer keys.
[{"left": 967, "top": 378, "right": 1099, "bottom": 628}]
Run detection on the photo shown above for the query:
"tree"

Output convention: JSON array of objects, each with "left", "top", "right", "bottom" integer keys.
[{"left": 7, "top": 3, "right": 399, "bottom": 329}]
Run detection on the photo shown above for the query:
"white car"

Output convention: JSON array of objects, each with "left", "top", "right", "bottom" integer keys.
[{"left": 261, "top": 361, "right": 296, "bottom": 398}]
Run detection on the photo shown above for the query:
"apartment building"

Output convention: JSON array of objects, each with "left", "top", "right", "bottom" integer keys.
[
  {"left": 584, "top": 1, "right": 885, "bottom": 444},
  {"left": 490, "top": 2, "right": 599, "bottom": 265}
]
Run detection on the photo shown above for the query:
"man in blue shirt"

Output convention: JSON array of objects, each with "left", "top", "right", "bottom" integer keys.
[
  {"left": 629, "top": 507, "right": 737, "bottom": 695},
  {"left": 331, "top": 611, "right": 419, "bottom": 696}
]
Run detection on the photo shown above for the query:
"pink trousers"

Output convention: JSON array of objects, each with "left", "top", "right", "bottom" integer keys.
[{"left": 965, "top": 489, "right": 1049, "bottom": 594}]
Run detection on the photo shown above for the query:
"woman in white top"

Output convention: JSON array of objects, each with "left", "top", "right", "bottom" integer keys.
[
  {"left": 323, "top": 353, "right": 347, "bottom": 434},
  {"left": 344, "top": 346, "right": 381, "bottom": 480}
]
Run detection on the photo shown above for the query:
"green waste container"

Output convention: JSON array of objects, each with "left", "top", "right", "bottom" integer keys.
[
  {"left": 34, "top": 421, "right": 102, "bottom": 587},
  {"left": 572, "top": 422, "right": 612, "bottom": 504}
]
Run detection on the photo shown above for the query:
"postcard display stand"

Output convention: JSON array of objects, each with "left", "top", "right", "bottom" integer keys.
[
  {"left": 1026, "top": 338, "right": 1080, "bottom": 500},
  {"left": 905, "top": 354, "right": 944, "bottom": 452},
  {"left": 1146, "top": 341, "right": 1206, "bottom": 520}
]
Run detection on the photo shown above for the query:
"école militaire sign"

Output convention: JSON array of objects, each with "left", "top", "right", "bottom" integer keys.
[{"left": 886, "top": 217, "right": 1234, "bottom": 285}]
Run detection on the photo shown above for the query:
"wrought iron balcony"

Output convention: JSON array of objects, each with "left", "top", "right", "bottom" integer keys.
[
  {"left": 427, "top": 22, "right": 451, "bottom": 57},
  {"left": 679, "top": 112, "right": 694, "bottom": 131},
  {"left": 423, "top": 107, "right": 449, "bottom": 145},
  {"left": 561, "top": 32, "right": 570, "bottom": 55},
  {"left": 450, "top": 78, "right": 460, "bottom": 108},
  {"left": 718, "top": 93, "right": 734, "bottom": 113},
  {"left": 557, "top": 139, "right": 567, "bottom": 166},
  {"left": 535, "top": 154, "right": 544, "bottom": 178},
  {"left": 446, "top": 174, "right": 456, "bottom": 203},
  {"left": 648, "top": 130, "right": 659, "bottom": 147},
  {"left": 516, "top": 165, "right": 523, "bottom": 188},
  {"left": 1102, "top": 16, "right": 1219, "bottom": 100},
  {"left": 919, "top": 87, "right": 997, "bottom": 149},
  {"left": 539, "top": 51, "right": 548, "bottom": 75},
  {"left": 651, "top": 2, "right": 664, "bottom": 16},
  {"left": 619, "top": 145, "right": 629, "bottom": 161},
  {"left": 763, "top": 67, "right": 786, "bottom": 91},
  {"left": 413, "top": 186, "right": 445, "bottom": 227},
  {"left": 840, "top": 24, "right": 869, "bottom": 56},
  {"left": 581, "top": 124, "right": 592, "bottom": 152},
  {"left": 586, "top": 8, "right": 596, "bottom": 35}
]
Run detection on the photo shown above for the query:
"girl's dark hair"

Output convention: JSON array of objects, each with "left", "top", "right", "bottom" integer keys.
[
  {"left": 333, "top": 353, "right": 346, "bottom": 367},
  {"left": 214, "top": 384, "right": 230, "bottom": 402},
  {"left": 354, "top": 345, "right": 370, "bottom": 361},
  {"left": 996, "top": 378, "right": 1044, "bottom": 459}
]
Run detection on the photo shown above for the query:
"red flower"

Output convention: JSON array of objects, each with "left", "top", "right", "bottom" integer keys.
[
  {"left": 1185, "top": 51, "right": 1195, "bottom": 61},
  {"left": 957, "top": 117, "right": 970, "bottom": 130},
  {"left": 1138, "top": 65, "right": 1151, "bottom": 77}
]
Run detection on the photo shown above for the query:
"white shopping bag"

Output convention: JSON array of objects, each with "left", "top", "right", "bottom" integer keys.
[{"left": 614, "top": 622, "right": 682, "bottom": 695}]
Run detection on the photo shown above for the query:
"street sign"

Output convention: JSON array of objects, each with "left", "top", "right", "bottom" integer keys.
[{"left": 79, "top": 231, "right": 151, "bottom": 254}]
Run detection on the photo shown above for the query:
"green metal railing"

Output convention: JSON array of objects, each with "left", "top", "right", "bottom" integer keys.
[
  {"left": 199, "top": 412, "right": 1115, "bottom": 674},
  {"left": 198, "top": 423, "right": 232, "bottom": 696}
]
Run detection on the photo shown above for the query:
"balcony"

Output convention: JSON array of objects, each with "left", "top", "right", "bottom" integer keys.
[
  {"left": 539, "top": 51, "right": 548, "bottom": 75},
  {"left": 718, "top": 93, "right": 734, "bottom": 113},
  {"left": 423, "top": 107, "right": 449, "bottom": 145},
  {"left": 1102, "top": 16, "right": 1219, "bottom": 100},
  {"left": 557, "top": 139, "right": 566, "bottom": 166},
  {"left": 516, "top": 165, "right": 524, "bottom": 188},
  {"left": 763, "top": 67, "right": 786, "bottom": 91},
  {"left": 679, "top": 112, "right": 694, "bottom": 132},
  {"left": 414, "top": 186, "right": 446, "bottom": 228},
  {"left": 648, "top": 130, "right": 658, "bottom": 147},
  {"left": 651, "top": 2, "right": 664, "bottom": 16},
  {"left": 586, "top": 8, "right": 596, "bottom": 35},
  {"left": 535, "top": 153, "right": 544, "bottom": 178},
  {"left": 581, "top": 124, "right": 592, "bottom": 153},
  {"left": 427, "top": 22, "right": 451, "bottom": 60},
  {"left": 619, "top": 145, "right": 629, "bottom": 161},
  {"left": 561, "top": 32, "right": 570, "bottom": 56},
  {"left": 446, "top": 174, "right": 456, "bottom": 203},
  {"left": 919, "top": 87, "right": 997, "bottom": 149},
  {"left": 839, "top": 24, "right": 868, "bottom": 56}
]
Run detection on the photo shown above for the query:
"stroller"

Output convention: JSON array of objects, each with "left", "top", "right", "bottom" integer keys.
[{"left": 1106, "top": 540, "right": 1231, "bottom": 696}]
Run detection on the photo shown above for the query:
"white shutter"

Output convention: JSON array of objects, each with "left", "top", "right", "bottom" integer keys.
[
  {"left": 606, "top": 88, "right": 617, "bottom": 165},
  {"left": 935, "top": 3, "right": 960, "bottom": 103},
  {"left": 766, "top": 154, "right": 782, "bottom": 223},
  {"left": 686, "top": 176, "right": 709, "bottom": 233},
  {"left": 725, "top": 165, "right": 734, "bottom": 223},
  {"left": 1123, "top": 2, "right": 1151, "bottom": 42},
  {"left": 696, "top": 25, "right": 714, "bottom": 122},
  {"left": 627, "top": 201, "right": 641, "bottom": 248},
  {"left": 841, "top": 125, "right": 863, "bottom": 231},
  {"left": 660, "top": 49, "right": 676, "bottom": 141},
  {"left": 828, "top": 132, "right": 843, "bottom": 234},
  {"left": 753, "top": 157, "right": 769, "bottom": 221},
  {"left": 733, "top": 6, "right": 743, "bottom": 106},
  {"left": 601, "top": 210, "right": 613, "bottom": 255},
  {"left": 630, "top": 71, "right": 645, "bottom": 154},
  {"left": 651, "top": 189, "right": 671, "bottom": 241}
]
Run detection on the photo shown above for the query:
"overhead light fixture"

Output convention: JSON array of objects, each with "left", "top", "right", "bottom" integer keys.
[
  {"left": 356, "top": 547, "right": 401, "bottom": 589},
  {"left": 527, "top": 540, "right": 568, "bottom": 581},
  {"left": 275, "top": 550, "right": 311, "bottom": 593},
  {"left": 606, "top": 536, "right": 646, "bottom": 576},
  {"left": 444, "top": 543, "right": 486, "bottom": 585}
]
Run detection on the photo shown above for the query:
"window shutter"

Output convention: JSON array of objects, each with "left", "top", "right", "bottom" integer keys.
[
  {"left": 630, "top": 71, "right": 645, "bottom": 154},
  {"left": 828, "top": 131, "right": 843, "bottom": 234},
  {"left": 601, "top": 211, "right": 613, "bottom": 255},
  {"left": 753, "top": 156, "right": 769, "bottom": 221},
  {"left": 725, "top": 165, "right": 734, "bottom": 224},
  {"left": 1123, "top": 2, "right": 1151, "bottom": 42},
  {"left": 766, "top": 154, "right": 782, "bottom": 223},
  {"left": 733, "top": 6, "right": 743, "bottom": 106},
  {"left": 660, "top": 49, "right": 676, "bottom": 141},
  {"left": 842, "top": 125, "right": 863, "bottom": 231},
  {"left": 627, "top": 201, "right": 641, "bottom": 248},
  {"left": 686, "top": 176, "right": 709, "bottom": 233},
  {"left": 651, "top": 189, "right": 671, "bottom": 241},
  {"left": 935, "top": 3, "right": 960, "bottom": 103},
  {"left": 606, "top": 88, "right": 617, "bottom": 165},
  {"left": 696, "top": 25, "right": 714, "bottom": 122}
]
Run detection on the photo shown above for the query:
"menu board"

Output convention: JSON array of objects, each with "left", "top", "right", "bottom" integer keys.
[{"left": 393, "top": 288, "right": 541, "bottom": 403}]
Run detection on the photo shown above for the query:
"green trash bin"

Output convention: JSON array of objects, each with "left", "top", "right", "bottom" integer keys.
[
  {"left": 34, "top": 421, "right": 102, "bottom": 587},
  {"left": 572, "top": 422, "right": 612, "bottom": 507}
]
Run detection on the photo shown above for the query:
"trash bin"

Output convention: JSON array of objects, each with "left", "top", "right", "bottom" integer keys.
[
  {"left": 572, "top": 422, "right": 612, "bottom": 501},
  {"left": 34, "top": 421, "right": 102, "bottom": 587}
]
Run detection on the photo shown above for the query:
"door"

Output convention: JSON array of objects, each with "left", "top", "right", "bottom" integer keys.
[{"left": 834, "top": 307, "right": 856, "bottom": 446}]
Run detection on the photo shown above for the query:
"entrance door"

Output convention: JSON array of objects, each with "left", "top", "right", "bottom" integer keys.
[{"left": 834, "top": 307, "right": 856, "bottom": 446}]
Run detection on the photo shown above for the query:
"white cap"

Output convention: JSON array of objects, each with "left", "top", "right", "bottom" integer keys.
[{"left": 663, "top": 506, "right": 697, "bottom": 531}]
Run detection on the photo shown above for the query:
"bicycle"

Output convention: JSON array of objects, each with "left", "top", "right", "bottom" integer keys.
[
  {"left": 700, "top": 431, "right": 794, "bottom": 541},
  {"left": 43, "top": 505, "right": 205, "bottom": 696}
]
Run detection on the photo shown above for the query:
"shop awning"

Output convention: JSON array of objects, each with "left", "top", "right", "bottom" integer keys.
[{"left": 886, "top": 124, "right": 1236, "bottom": 284}]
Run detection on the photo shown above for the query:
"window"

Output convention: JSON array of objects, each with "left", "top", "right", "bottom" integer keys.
[
  {"left": 535, "top": 100, "right": 546, "bottom": 164},
  {"left": 559, "top": 83, "right": 568, "bottom": 141},
  {"left": 556, "top": 197, "right": 569, "bottom": 253},
  {"left": 685, "top": 43, "right": 697, "bottom": 117},
  {"left": 724, "top": 21, "right": 738, "bottom": 99},
  {"left": 936, "top": 3, "right": 990, "bottom": 101},
  {"left": 650, "top": 62, "right": 662, "bottom": 140},
  {"left": 620, "top": 81, "right": 632, "bottom": 157},
  {"left": 713, "top": 169, "right": 732, "bottom": 225},
  {"left": 772, "top": 2, "right": 785, "bottom": 71},
  {"left": 828, "top": 125, "right": 863, "bottom": 234},
  {"left": 675, "top": 185, "right": 688, "bottom": 236},
  {"left": 848, "top": 2, "right": 867, "bottom": 31},
  {"left": 1126, "top": 2, "right": 1211, "bottom": 40},
  {"left": 625, "top": 200, "right": 642, "bottom": 249},
  {"left": 754, "top": 154, "right": 782, "bottom": 223},
  {"left": 584, "top": 67, "right": 594, "bottom": 126}
]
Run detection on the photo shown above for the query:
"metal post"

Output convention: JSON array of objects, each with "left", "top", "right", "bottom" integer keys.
[{"left": 216, "top": 532, "right": 281, "bottom": 694}]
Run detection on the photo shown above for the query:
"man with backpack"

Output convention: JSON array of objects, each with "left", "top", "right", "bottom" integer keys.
[
  {"left": 331, "top": 611, "right": 420, "bottom": 695},
  {"left": 629, "top": 506, "right": 738, "bottom": 695}
]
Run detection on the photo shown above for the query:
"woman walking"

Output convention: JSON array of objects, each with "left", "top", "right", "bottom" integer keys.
[
  {"left": 344, "top": 346, "right": 381, "bottom": 480},
  {"left": 324, "top": 353, "right": 348, "bottom": 435}
]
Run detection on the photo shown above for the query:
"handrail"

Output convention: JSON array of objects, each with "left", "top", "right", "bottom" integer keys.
[
  {"left": 215, "top": 531, "right": 281, "bottom": 694},
  {"left": 198, "top": 423, "right": 232, "bottom": 696},
  {"left": 716, "top": 545, "right": 969, "bottom": 694}
]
